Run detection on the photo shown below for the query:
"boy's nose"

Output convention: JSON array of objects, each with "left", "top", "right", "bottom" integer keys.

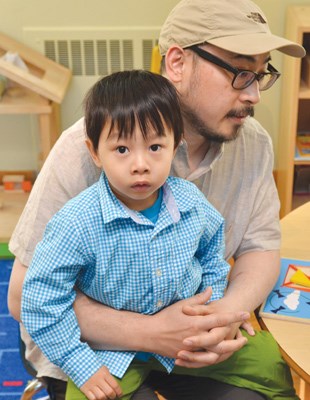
[{"left": 131, "top": 154, "right": 150, "bottom": 174}]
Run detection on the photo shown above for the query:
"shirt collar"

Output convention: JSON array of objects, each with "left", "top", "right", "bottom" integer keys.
[
  {"left": 97, "top": 173, "right": 186, "bottom": 225},
  {"left": 165, "top": 176, "right": 201, "bottom": 214},
  {"left": 172, "top": 140, "right": 224, "bottom": 181},
  {"left": 98, "top": 173, "right": 132, "bottom": 224}
]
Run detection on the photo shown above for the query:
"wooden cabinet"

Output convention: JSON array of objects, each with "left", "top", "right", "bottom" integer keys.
[{"left": 277, "top": 7, "right": 310, "bottom": 218}]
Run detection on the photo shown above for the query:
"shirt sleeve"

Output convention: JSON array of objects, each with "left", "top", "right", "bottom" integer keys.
[
  {"left": 21, "top": 212, "right": 102, "bottom": 388},
  {"left": 196, "top": 218, "right": 229, "bottom": 302}
]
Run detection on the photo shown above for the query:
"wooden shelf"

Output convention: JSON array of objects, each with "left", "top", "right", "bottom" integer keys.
[
  {"left": 277, "top": 6, "right": 310, "bottom": 218},
  {"left": 294, "top": 159, "right": 310, "bottom": 165},
  {"left": 299, "top": 80, "right": 310, "bottom": 99},
  {"left": 0, "top": 86, "right": 51, "bottom": 114}
]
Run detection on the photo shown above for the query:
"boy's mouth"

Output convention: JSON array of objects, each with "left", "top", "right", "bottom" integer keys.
[{"left": 131, "top": 182, "right": 151, "bottom": 191}]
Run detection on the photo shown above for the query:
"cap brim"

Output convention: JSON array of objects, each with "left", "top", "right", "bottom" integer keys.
[{"left": 208, "top": 34, "right": 305, "bottom": 58}]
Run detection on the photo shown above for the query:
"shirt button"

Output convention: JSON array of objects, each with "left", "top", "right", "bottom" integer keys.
[
  {"left": 156, "top": 268, "right": 162, "bottom": 277},
  {"left": 157, "top": 300, "right": 163, "bottom": 308}
]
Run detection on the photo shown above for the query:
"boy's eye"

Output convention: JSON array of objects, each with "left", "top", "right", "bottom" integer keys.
[
  {"left": 116, "top": 146, "right": 128, "bottom": 154},
  {"left": 150, "top": 144, "right": 161, "bottom": 152}
]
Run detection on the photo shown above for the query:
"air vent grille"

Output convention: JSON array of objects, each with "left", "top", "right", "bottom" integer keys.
[{"left": 25, "top": 28, "right": 159, "bottom": 76}]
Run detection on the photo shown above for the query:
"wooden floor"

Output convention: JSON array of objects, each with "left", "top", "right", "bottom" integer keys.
[{"left": 0, "top": 189, "right": 29, "bottom": 242}]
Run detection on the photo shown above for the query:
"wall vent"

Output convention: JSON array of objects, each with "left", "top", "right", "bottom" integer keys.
[{"left": 23, "top": 27, "right": 160, "bottom": 76}]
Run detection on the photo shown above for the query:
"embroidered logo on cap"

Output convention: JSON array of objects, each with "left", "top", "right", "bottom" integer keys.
[{"left": 247, "top": 12, "right": 266, "bottom": 24}]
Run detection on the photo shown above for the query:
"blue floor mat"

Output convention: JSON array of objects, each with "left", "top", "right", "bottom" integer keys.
[{"left": 0, "top": 259, "right": 49, "bottom": 399}]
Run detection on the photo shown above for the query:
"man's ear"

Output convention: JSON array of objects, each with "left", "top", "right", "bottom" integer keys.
[
  {"left": 85, "top": 138, "right": 102, "bottom": 168},
  {"left": 173, "top": 134, "right": 184, "bottom": 156},
  {"left": 164, "top": 45, "right": 186, "bottom": 84}
]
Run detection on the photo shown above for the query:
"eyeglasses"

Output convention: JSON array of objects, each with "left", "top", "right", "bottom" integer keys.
[{"left": 188, "top": 45, "right": 281, "bottom": 91}]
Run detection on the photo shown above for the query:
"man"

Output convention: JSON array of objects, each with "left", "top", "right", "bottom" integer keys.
[{"left": 8, "top": 0, "right": 305, "bottom": 399}]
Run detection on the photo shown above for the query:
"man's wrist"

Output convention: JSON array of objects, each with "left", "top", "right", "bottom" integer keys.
[
  {"left": 130, "top": 313, "right": 159, "bottom": 353},
  {"left": 208, "top": 296, "right": 250, "bottom": 314}
]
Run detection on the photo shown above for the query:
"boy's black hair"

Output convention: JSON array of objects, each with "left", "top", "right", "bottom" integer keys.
[{"left": 84, "top": 70, "right": 184, "bottom": 151}]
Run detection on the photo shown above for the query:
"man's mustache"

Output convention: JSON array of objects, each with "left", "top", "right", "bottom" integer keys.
[{"left": 226, "top": 107, "right": 254, "bottom": 119}]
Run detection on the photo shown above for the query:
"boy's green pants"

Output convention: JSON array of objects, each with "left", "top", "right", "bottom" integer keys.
[{"left": 66, "top": 331, "right": 298, "bottom": 400}]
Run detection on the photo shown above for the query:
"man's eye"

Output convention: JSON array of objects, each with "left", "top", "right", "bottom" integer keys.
[
  {"left": 116, "top": 146, "right": 128, "bottom": 154},
  {"left": 150, "top": 144, "right": 161, "bottom": 152},
  {"left": 238, "top": 70, "right": 254, "bottom": 80}
]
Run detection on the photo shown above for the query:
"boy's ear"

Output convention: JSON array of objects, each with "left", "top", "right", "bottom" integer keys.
[{"left": 85, "top": 138, "right": 102, "bottom": 168}]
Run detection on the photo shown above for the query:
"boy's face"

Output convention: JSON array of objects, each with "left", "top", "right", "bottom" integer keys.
[{"left": 86, "top": 121, "right": 176, "bottom": 211}]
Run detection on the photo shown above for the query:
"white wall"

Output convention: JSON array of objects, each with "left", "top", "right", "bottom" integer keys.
[{"left": 0, "top": 0, "right": 309, "bottom": 171}]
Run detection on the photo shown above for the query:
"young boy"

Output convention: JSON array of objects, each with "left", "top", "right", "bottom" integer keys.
[{"left": 21, "top": 70, "right": 230, "bottom": 400}]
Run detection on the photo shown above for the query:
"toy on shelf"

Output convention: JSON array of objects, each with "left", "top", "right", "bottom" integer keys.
[{"left": 2, "top": 174, "right": 32, "bottom": 193}]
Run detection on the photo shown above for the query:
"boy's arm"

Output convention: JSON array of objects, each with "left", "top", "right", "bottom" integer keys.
[
  {"left": 21, "top": 216, "right": 103, "bottom": 388},
  {"left": 195, "top": 219, "right": 230, "bottom": 303}
]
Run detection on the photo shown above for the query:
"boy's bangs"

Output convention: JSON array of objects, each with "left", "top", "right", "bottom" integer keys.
[{"left": 107, "top": 106, "right": 167, "bottom": 141}]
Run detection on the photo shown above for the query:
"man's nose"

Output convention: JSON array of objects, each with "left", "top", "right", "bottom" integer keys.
[{"left": 239, "top": 80, "right": 261, "bottom": 105}]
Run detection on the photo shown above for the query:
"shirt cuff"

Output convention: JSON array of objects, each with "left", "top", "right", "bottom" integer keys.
[{"left": 61, "top": 344, "right": 103, "bottom": 388}]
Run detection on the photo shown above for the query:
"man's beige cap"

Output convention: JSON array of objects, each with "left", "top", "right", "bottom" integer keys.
[{"left": 159, "top": 0, "right": 305, "bottom": 57}]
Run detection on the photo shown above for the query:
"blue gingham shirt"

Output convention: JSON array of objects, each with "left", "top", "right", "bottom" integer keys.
[{"left": 22, "top": 173, "right": 229, "bottom": 388}]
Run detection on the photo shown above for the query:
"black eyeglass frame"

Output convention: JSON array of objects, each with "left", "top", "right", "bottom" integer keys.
[{"left": 188, "top": 45, "right": 281, "bottom": 91}]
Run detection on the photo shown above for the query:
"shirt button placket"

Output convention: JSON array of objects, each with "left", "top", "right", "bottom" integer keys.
[
  {"left": 156, "top": 268, "right": 162, "bottom": 277},
  {"left": 156, "top": 299, "right": 163, "bottom": 308},
  {"left": 151, "top": 235, "right": 165, "bottom": 311}
]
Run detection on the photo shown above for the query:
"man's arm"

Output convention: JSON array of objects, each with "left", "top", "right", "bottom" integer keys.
[
  {"left": 174, "top": 130, "right": 282, "bottom": 367},
  {"left": 222, "top": 250, "right": 280, "bottom": 312},
  {"left": 74, "top": 286, "right": 249, "bottom": 358},
  {"left": 9, "top": 258, "right": 250, "bottom": 362},
  {"left": 7, "top": 257, "right": 26, "bottom": 321}
]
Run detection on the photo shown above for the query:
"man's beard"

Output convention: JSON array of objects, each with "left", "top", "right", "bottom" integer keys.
[{"left": 181, "top": 102, "right": 255, "bottom": 143}]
